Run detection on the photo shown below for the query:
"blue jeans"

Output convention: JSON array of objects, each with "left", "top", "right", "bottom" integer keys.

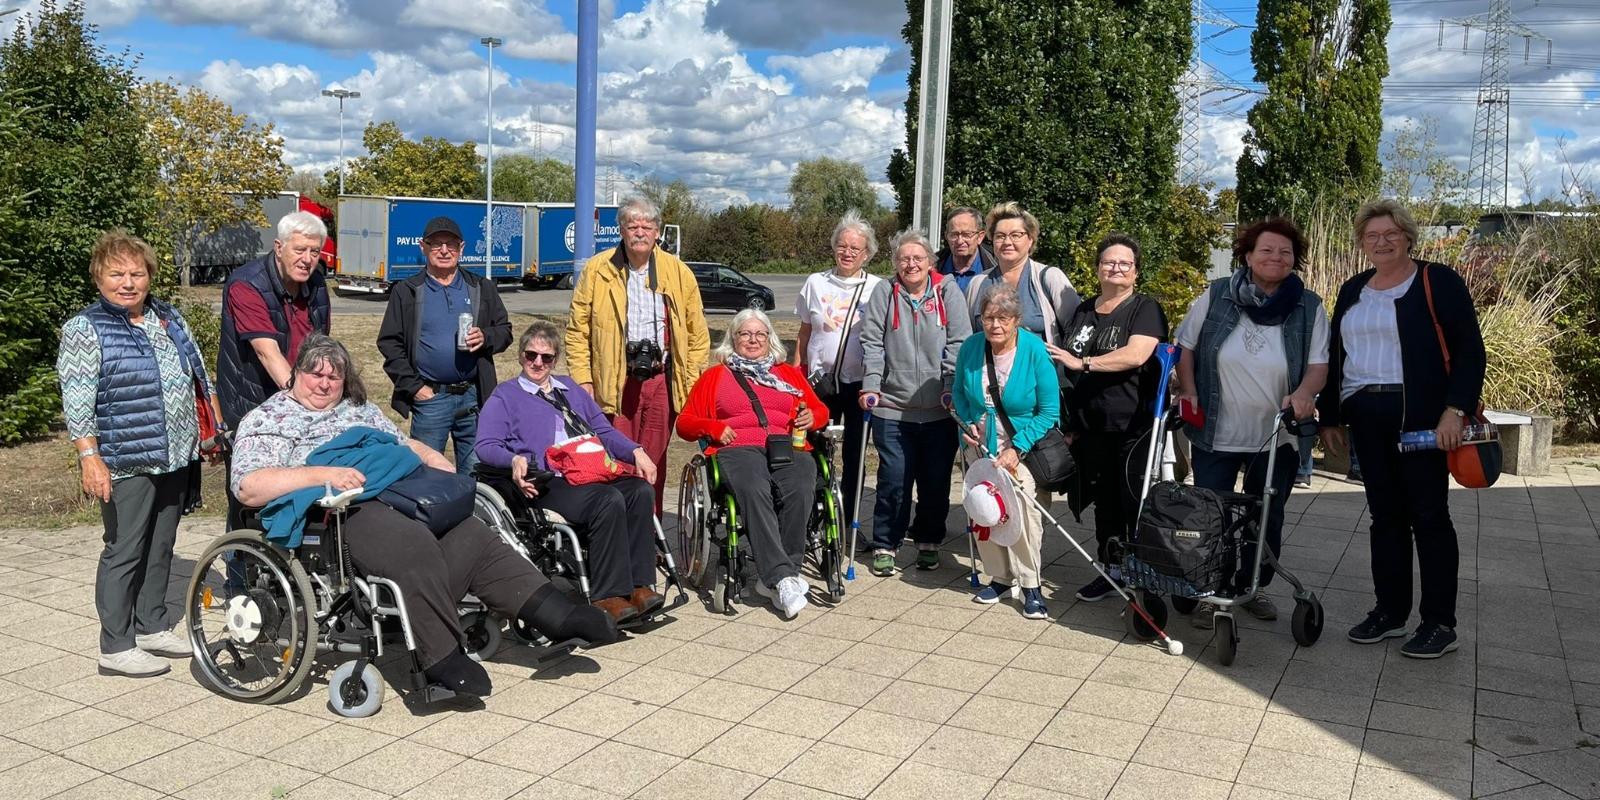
[
  {"left": 410, "top": 385, "right": 479, "bottom": 472},
  {"left": 1297, "top": 443, "right": 1313, "bottom": 479},
  {"left": 1189, "top": 443, "right": 1297, "bottom": 589},
  {"left": 869, "top": 416, "right": 959, "bottom": 551}
]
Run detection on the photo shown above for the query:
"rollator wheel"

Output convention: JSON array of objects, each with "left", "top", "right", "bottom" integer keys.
[
  {"left": 1170, "top": 596, "right": 1198, "bottom": 615},
  {"left": 1124, "top": 590, "right": 1167, "bottom": 642},
  {"left": 1216, "top": 614, "right": 1238, "bottom": 666},
  {"left": 1291, "top": 595, "right": 1325, "bottom": 647},
  {"left": 709, "top": 560, "right": 730, "bottom": 614},
  {"left": 185, "top": 530, "right": 316, "bottom": 705},
  {"left": 461, "top": 612, "right": 504, "bottom": 662},
  {"left": 327, "top": 660, "right": 385, "bottom": 718}
]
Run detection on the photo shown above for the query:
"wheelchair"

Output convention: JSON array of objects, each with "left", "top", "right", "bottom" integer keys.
[
  {"left": 183, "top": 487, "right": 580, "bottom": 719},
  {"left": 676, "top": 424, "right": 848, "bottom": 614},
  {"left": 470, "top": 466, "right": 690, "bottom": 627}
]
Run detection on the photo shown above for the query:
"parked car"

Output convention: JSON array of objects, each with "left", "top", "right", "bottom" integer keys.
[{"left": 688, "top": 262, "right": 775, "bottom": 311}]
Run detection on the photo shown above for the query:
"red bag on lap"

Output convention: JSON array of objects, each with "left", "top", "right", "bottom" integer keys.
[{"left": 545, "top": 434, "right": 633, "bottom": 485}]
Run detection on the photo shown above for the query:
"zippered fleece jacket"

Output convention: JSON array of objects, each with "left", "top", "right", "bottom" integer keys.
[{"left": 858, "top": 276, "right": 972, "bottom": 423}]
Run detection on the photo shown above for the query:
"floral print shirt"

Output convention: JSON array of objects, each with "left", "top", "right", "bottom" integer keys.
[{"left": 230, "top": 391, "right": 404, "bottom": 495}]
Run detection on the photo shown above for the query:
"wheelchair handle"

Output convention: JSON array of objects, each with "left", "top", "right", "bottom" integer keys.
[{"left": 318, "top": 483, "right": 365, "bottom": 509}]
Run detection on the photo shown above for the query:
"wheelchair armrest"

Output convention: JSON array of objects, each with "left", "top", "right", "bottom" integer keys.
[{"left": 318, "top": 484, "right": 365, "bottom": 509}]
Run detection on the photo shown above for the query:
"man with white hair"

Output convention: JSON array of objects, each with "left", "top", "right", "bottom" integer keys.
[
  {"left": 216, "top": 210, "right": 332, "bottom": 530},
  {"left": 567, "top": 196, "right": 709, "bottom": 510}
]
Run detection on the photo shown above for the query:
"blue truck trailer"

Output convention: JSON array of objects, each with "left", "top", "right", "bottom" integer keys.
[{"left": 332, "top": 196, "right": 624, "bottom": 293}]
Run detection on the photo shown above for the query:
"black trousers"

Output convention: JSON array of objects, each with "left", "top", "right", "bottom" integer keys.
[
  {"left": 717, "top": 446, "right": 816, "bottom": 588},
  {"left": 816, "top": 381, "right": 866, "bottom": 524},
  {"left": 1344, "top": 391, "right": 1458, "bottom": 628},
  {"left": 530, "top": 476, "right": 658, "bottom": 600},
  {"left": 342, "top": 501, "right": 546, "bottom": 669},
  {"left": 1081, "top": 429, "right": 1146, "bottom": 564}
]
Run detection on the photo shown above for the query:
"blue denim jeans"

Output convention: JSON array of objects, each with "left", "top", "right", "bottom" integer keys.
[
  {"left": 1189, "top": 443, "right": 1297, "bottom": 589},
  {"left": 868, "top": 416, "right": 959, "bottom": 551},
  {"left": 409, "top": 385, "right": 479, "bottom": 472}
]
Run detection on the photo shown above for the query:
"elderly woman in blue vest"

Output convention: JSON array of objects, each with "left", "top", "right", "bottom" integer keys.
[
  {"left": 1174, "top": 218, "right": 1328, "bottom": 627},
  {"left": 857, "top": 229, "right": 971, "bottom": 576},
  {"left": 953, "top": 286, "right": 1060, "bottom": 620},
  {"left": 57, "top": 231, "right": 219, "bottom": 678}
]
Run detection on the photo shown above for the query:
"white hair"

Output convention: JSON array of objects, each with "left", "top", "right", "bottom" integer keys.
[
  {"left": 712, "top": 308, "right": 787, "bottom": 363},
  {"left": 618, "top": 196, "right": 662, "bottom": 228},
  {"left": 276, "top": 210, "right": 327, "bottom": 242},
  {"left": 830, "top": 209, "right": 879, "bottom": 261},
  {"left": 889, "top": 228, "right": 936, "bottom": 263}
]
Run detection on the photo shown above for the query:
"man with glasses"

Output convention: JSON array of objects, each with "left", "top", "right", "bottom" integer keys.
[
  {"left": 567, "top": 196, "right": 709, "bottom": 510},
  {"left": 936, "top": 206, "right": 996, "bottom": 292},
  {"left": 378, "top": 215, "right": 512, "bottom": 471}
]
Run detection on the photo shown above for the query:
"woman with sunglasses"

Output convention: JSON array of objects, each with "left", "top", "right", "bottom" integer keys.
[{"left": 476, "top": 321, "right": 664, "bottom": 625}]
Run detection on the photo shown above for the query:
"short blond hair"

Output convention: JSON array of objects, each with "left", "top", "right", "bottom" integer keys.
[
  {"left": 985, "top": 201, "right": 1039, "bottom": 241},
  {"left": 89, "top": 229, "right": 159, "bottom": 283},
  {"left": 1354, "top": 199, "right": 1419, "bottom": 250}
]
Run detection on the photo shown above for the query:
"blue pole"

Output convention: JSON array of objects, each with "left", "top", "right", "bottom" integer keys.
[{"left": 575, "top": 0, "right": 599, "bottom": 266}]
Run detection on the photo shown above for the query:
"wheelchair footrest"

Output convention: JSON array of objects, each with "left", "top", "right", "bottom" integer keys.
[
  {"left": 417, "top": 683, "right": 460, "bottom": 705},
  {"left": 531, "top": 637, "right": 587, "bottom": 663}
]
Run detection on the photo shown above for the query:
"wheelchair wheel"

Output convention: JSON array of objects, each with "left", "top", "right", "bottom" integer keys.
[
  {"left": 709, "top": 559, "right": 730, "bottom": 614},
  {"left": 474, "top": 485, "right": 531, "bottom": 562},
  {"left": 461, "top": 611, "right": 504, "bottom": 662},
  {"left": 185, "top": 530, "right": 316, "bottom": 704},
  {"left": 817, "top": 483, "right": 846, "bottom": 602},
  {"left": 678, "top": 459, "right": 714, "bottom": 588},
  {"left": 327, "top": 660, "right": 384, "bottom": 718}
]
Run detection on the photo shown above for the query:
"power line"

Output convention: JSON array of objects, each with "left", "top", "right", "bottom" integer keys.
[{"left": 1441, "top": 0, "right": 1553, "bottom": 209}]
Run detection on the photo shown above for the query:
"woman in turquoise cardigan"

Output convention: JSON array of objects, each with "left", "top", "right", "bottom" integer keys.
[{"left": 953, "top": 285, "right": 1060, "bottom": 619}]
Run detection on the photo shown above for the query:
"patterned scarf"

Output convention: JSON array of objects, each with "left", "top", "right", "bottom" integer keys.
[
  {"left": 727, "top": 354, "right": 804, "bottom": 397},
  {"left": 1228, "top": 267, "right": 1304, "bottom": 326}
]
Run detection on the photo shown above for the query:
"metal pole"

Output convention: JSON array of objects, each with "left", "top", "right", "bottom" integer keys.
[
  {"left": 576, "top": 0, "right": 599, "bottom": 265},
  {"left": 910, "top": 0, "right": 953, "bottom": 244},
  {"left": 322, "top": 88, "right": 360, "bottom": 197},
  {"left": 481, "top": 37, "right": 502, "bottom": 275}
]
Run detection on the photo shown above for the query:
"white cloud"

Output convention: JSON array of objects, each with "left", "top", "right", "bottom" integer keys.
[{"left": 767, "top": 46, "right": 890, "bottom": 93}]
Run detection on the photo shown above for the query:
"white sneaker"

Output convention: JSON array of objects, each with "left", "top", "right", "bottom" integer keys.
[
  {"left": 775, "top": 576, "right": 808, "bottom": 620},
  {"left": 98, "top": 647, "right": 171, "bottom": 677},
  {"left": 135, "top": 628, "right": 194, "bottom": 658}
]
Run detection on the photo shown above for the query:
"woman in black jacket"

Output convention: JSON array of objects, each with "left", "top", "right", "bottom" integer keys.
[{"left": 1317, "top": 200, "right": 1485, "bottom": 660}]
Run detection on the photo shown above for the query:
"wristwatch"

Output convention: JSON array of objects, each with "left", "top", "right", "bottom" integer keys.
[
  {"left": 1446, "top": 406, "right": 1465, "bottom": 418},
  {"left": 78, "top": 447, "right": 98, "bottom": 459},
  {"left": 1083, "top": 356, "right": 1093, "bottom": 373}
]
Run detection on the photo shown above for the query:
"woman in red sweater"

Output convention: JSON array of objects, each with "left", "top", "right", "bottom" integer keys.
[{"left": 677, "top": 309, "right": 828, "bottom": 619}]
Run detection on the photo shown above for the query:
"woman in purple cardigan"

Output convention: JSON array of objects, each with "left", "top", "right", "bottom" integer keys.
[{"left": 476, "top": 321, "right": 662, "bottom": 625}]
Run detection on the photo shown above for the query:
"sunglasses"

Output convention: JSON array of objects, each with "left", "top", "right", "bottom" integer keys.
[{"left": 523, "top": 351, "right": 557, "bottom": 364}]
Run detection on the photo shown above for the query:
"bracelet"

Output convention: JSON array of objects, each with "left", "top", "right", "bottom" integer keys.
[
  {"left": 78, "top": 447, "right": 98, "bottom": 459},
  {"left": 1083, "top": 356, "right": 1093, "bottom": 373}
]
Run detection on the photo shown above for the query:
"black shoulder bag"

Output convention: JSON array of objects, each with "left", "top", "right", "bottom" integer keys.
[
  {"left": 729, "top": 370, "right": 795, "bottom": 470},
  {"left": 984, "top": 342, "right": 1075, "bottom": 492}
]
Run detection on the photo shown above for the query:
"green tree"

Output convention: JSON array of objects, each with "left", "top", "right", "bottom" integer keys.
[
  {"left": 0, "top": 0, "right": 158, "bottom": 443},
  {"left": 789, "top": 157, "right": 878, "bottom": 219},
  {"left": 632, "top": 175, "right": 698, "bottom": 225},
  {"left": 287, "top": 168, "right": 331, "bottom": 208},
  {"left": 490, "top": 154, "right": 575, "bottom": 203},
  {"left": 139, "top": 80, "right": 289, "bottom": 285},
  {"left": 889, "top": 0, "right": 1189, "bottom": 278},
  {"left": 1382, "top": 117, "right": 1469, "bottom": 225},
  {"left": 324, "top": 121, "right": 481, "bottom": 199},
  {"left": 1235, "top": 0, "right": 1390, "bottom": 220}
]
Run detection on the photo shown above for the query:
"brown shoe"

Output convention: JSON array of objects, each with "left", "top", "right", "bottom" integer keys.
[
  {"left": 629, "top": 587, "right": 665, "bottom": 616},
  {"left": 593, "top": 596, "right": 640, "bottom": 624}
]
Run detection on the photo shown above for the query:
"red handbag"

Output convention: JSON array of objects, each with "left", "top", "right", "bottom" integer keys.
[
  {"left": 545, "top": 434, "right": 634, "bottom": 485},
  {"left": 1422, "top": 267, "right": 1501, "bottom": 489}
]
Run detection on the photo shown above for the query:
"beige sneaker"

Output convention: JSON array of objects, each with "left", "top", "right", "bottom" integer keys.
[
  {"left": 98, "top": 647, "right": 171, "bottom": 677},
  {"left": 135, "top": 628, "right": 194, "bottom": 658}
]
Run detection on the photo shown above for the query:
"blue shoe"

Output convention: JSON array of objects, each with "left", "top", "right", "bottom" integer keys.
[
  {"left": 1022, "top": 588, "right": 1048, "bottom": 620},
  {"left": 974, "top": 582, "right": 1011, "bottom": 605}
]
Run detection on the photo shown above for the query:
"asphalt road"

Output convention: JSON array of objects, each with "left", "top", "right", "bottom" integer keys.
[{"left": 329, "top": 273, "right": 810, "bottom": 319}]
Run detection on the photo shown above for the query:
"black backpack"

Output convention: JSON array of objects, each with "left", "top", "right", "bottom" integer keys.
[{"left": 1131, "top": 481, "right": 1232, "bottom": 590}]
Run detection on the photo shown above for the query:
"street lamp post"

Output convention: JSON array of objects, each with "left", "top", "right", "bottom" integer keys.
[
  {"left": 320, "top": 88, "right": 360, "bottom": 197},
  {"left": 481, "top": 37, "right": 502, "bottom": 277}
]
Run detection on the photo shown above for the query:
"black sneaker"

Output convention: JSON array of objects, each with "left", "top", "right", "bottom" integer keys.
[
  {"left": 1346, "top": 466, "right": 1364, "bottom": 484},
  {"left": 1400, "top": 622, "right": 1458, "bottom": 659},
  {"left": 1075, "top": 575, "right": 1120, "bottom": 602},
  {"left": 1346, "top": 608, "right": 1407, "bottom": 644}
]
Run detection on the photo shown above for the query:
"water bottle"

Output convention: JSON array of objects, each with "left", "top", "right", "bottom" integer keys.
[
  {"left": 792, "top": 402, "right": 808, "bottom": 449},
  {"left": 1397, "top": 423, "right": 1494, "bottom": 452},
  {"left": 456, "top": 312, "right": 473, "bottom": 351}
]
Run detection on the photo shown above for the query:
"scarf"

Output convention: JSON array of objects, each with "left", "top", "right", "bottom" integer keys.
[
  {"left": 1228, "top": 268, "right": 1304, "bottom": 326},
  {"left": 727, "top": 355, "right": 804, "bottom": 397}
]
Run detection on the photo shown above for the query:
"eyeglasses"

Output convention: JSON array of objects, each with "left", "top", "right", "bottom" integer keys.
[
  {"left": 896, "top": 256, "right": 928, "bottom": 266},
  {"left": 991, "top": 231, "right": 1031, "bottom": 243},
  {"left": 1099, "top": 260, "right": 1136, "bottom": 272},
  {"left": 946, "top": 230, "right": 982, "bottom": 241},
  {"left": 523, "top": 351, "right": 557, "bottom": 364},
  {"left": 423, "top": 239, "right": 461, "bottom": 251},
  {"left": 735, "top": 330, "right": 769, "bottom": 341},
  {"left": 835, "top": 246, "right": 865, "bottom": 257},
  {"left": 980, "top": 314, "right": 1018, "bottom": 325},
  {"left": 1362, "top": 231, "right": 1407, "bottom": 245}
]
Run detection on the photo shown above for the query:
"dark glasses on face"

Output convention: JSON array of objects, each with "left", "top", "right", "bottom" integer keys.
[{"left": 523, "top": 351, "right": 557, "bottom": 364}]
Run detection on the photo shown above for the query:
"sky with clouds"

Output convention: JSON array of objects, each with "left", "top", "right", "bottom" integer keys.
[{"left": 8, "top": 0, "right": 1598, "bottom": 208}]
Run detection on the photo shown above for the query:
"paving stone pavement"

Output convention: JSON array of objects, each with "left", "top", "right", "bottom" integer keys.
[{"left": 0, "top": 463, "right": 1597, "bottom": 799}]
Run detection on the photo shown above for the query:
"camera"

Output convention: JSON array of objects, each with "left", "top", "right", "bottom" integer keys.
[{"left": 626, "top": 339, "right": 664, "bottom": 381}]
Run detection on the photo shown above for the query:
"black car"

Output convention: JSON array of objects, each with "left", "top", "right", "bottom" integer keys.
[{"left": 688, "top": 262, "right": 775, "bottom": 311}]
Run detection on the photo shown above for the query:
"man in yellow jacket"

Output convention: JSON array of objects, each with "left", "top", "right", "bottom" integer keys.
[{"left": 566, "top": 196, "right": 710, "bottom": 510}]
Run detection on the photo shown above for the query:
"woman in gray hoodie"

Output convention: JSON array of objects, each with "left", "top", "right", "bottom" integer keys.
[{"left": 858, "top": 230, "right": 973, "bottom": 576}]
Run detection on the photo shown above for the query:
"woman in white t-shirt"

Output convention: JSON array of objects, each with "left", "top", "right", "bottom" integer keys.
[
  {"left": 791, "top": 210, "right": 883, "bottom": 525},
  {"left": 1174, "top": 218, "right": 1329, "bottom": 628}
]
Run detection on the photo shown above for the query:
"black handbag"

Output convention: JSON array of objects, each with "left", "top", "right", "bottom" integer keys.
[
  {"left": 985, "top": 342, "right": 1075, "bottom": 492},
  {"left": 730, "top": 370, "right": 797, "bottom": 469},
  {"left": 377, "top": 466, "right": 477, "bottom": 536}
]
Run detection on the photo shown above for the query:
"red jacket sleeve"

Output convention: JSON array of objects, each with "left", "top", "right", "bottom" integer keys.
[{"left": 676, "top": 366, "right": 731, "bottom": 442}]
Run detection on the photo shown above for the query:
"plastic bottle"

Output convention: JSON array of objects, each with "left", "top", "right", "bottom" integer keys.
[{"left": 1397, "top": 423, "right": 1496, "bottom": 452}]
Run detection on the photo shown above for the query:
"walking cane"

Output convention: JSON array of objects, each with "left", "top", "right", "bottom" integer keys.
[{"left": 845, "top": 405, "right": 873, "bottom": 580}]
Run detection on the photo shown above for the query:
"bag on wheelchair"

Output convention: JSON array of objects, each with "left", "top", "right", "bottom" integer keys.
[
  {"left": 1127, "top": 481, "right": 1231, "bottom": 592},
  {"left": 378, "top": 466, "right": 476, "bottom": 535}
]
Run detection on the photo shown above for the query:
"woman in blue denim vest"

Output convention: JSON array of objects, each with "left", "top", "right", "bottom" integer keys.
[{"left": 1173, "top": 218, "right": 1329, "bottom": 627}]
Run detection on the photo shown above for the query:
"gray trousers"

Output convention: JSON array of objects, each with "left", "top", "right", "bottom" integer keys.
[
  {"left": 717, "top": 446, "right": 816, "bottom": 588},
  {"left": 97, "top": 469, "right": 187, "bottom": 653}
]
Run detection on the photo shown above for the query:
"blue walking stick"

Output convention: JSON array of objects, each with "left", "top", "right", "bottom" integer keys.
[{"left": 845, "top": 406, "right": 873, "bottom": 580}]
